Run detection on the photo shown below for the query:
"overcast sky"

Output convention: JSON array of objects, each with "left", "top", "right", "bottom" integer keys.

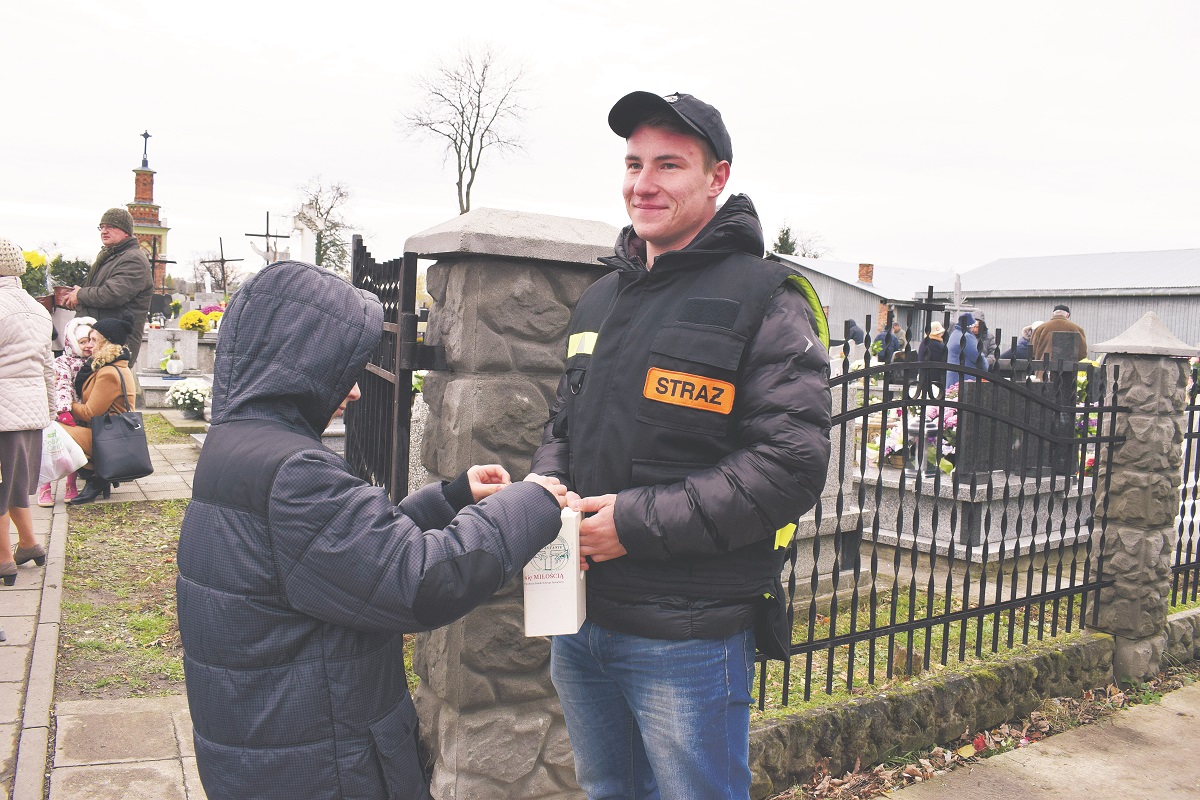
[{"left": 4, "top": 1, "right": 1196, "bottom": 280}]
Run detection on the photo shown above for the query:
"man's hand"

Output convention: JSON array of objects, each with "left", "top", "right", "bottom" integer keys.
[
  {"left": 574, "top": 494, "right": 627, "bottom": 570},
  {"left": 467, "top": 464, "right": 510, "bottom": 501},
  {"left": 62, "top": 287, "right": 81, "bottom": 310},
  {"left": 523, "top": 472, "right": 568, "bottom": 508}
]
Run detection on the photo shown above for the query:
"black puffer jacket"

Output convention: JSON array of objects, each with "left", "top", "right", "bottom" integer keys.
[
  {"left": 531, "top": 195, "right": 831, "bottom": 642},
  {"left": 176, "top": 261, "right": 561, "bottom": 800}
]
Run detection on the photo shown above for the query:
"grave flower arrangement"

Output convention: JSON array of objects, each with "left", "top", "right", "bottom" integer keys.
[
  {"left": 169, "top": 299, "right": 182, "bottom": 317},
  {"left": 179, "top": 310, "right": 211, "bottom": 333},
  {"left": 165, "top": 378, "right": 212, "bottom": 414},
  {"left": 921, "top": 384, "right": 959, "bottom": 473}
]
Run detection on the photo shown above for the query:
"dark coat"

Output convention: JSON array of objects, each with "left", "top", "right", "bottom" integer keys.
[
  {"left": 76, "top": 237, "right": 153, "bottom": 362},
  {"left": 176, "top": 261, "right": 561, "bottom": 800},
  {"left": 917, "top": 335, "right": 947, "bottom": 389},
  {"left": 530, "top": 195, "right": 831, "bottom": 642}
]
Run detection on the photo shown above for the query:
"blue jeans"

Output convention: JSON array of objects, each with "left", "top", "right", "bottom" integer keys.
[{"left": 551, "top": 620, "right": 756, "bottom": 800}]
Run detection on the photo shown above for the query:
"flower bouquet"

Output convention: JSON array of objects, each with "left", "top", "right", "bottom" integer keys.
[
  {"left": 179, "top": 310, "right": 211, "bottom": 333},
  {"left": 165, "top": 378, "right": 212, "bottom": 418}
]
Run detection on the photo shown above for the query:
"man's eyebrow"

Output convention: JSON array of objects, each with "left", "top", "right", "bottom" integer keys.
[{"left": 625, "top": 153, "right": 688, "bottom": 162}]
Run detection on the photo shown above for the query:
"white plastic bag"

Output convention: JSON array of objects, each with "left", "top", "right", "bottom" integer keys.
[{"left": 39, "top": 422, "right": 88, "bottom": 485}]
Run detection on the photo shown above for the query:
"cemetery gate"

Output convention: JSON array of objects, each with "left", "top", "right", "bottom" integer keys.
[
  {"left": 758, "top": 311, "right": 1124, "bottom": 709},
  {"left": 344, "top": 236, "right": 438, "bottom": 501}
]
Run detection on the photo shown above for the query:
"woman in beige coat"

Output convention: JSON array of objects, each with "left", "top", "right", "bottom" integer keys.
[
  {"left": 0, "top": 238, "right": 55, "bottom": 586},
  {"left": 66, "top": 316, "right": 137, "bottom": 505}
]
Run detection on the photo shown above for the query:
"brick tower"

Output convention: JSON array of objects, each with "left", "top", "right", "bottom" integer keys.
[{"left": 127, "top": 131, "right": 170, "bottom": 292}]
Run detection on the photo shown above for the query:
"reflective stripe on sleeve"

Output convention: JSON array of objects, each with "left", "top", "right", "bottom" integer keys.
[
  {"left": 775, "top": 522, "right": 797, "bottom": 550},
  {"left": 567, "top": 331, "right": 598, "bottom": 357}
]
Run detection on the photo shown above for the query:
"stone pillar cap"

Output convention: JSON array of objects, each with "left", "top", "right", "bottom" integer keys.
[
  {"left": 1093, "top": 311, "right": 1200, "bottom": 357},
  {"left": 404, "top": 207, "right": 619, "bottom": 266}
]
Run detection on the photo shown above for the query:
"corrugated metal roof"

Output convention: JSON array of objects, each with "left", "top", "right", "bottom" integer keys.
[
  {"left": 769, "top": 253, "right": 953, "bottom": 303},
  {"left": 959, "top": 249, "right": 1200, "bottom": 292}
]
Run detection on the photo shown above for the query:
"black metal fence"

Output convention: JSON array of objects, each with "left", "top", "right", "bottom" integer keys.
[
  {"left": 1172, "top": 375, "right": 1200, "bottom": 606},
  {"left": 758, "top": 313, "right": 1124, "bottom": 709},
  {"left": 344, "top": 237, "right": 420, "bottom": 502}
]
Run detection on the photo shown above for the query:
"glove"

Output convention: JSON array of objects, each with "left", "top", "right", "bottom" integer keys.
[{"left": 56, "top": 410, "right": 76, "bottom": 427}]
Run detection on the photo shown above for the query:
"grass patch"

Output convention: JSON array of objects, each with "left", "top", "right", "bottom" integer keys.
[
  {"left": 753, "top": 585, "right": 1090, "bottom": 719},
  {"left": 143, "top": 412, "right": 195, "bottom": 445},
  {"left": 57, "top": 499, "right": 188, "bottom": 700}
]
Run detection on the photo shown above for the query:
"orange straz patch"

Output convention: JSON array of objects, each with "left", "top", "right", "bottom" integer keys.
[{"left": 643, "top": 368, "right": 735, "bottom": 414}]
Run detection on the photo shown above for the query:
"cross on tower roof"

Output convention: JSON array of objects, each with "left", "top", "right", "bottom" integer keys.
[{"left": 141, "top": 130, "right": 151, "bottom": 169}]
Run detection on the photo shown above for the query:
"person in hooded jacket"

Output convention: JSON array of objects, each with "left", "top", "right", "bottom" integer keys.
[
  {"left": 946, "top": 313, "right": 984, "bottom": 389},
  {"left": 530, "top": 91, "right": 831, "bottom": 799},
  {"left": 176, "top": 261, "right": 567, "bottom": 800}
]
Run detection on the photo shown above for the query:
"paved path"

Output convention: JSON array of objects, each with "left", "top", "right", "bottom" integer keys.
[{"left": 2, "top": 437, "right": 204, "bottom": 800}]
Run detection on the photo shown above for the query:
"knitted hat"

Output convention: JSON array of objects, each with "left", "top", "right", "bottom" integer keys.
[
  {"left": 1052, "top": 304, "right": 1070, "bottom": 314},
  {"left": 99, "top": 208, "right": 135, "bottom": 236},
  {"left": 0, "top": 238, "right": 26, "bottom": 277},
  {"left": 90, "top": 315, "right": 134, "bottom": 346},
  {"left": 65, "top": 316, "right": 96, "bottom": 357}
]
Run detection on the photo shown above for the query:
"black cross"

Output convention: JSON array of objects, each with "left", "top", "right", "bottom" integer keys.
[
  {"left": 141, "top": 130, "right": 151, "bottom": 168},
  {"left": 245, "top": 211, "right": 290, "bottom": 265},
  {"left": 149, "top": 238, "right": 176, "bottom": 294},
  {"left": 200, "top": 238, "right": 244, "bottom": 295}
]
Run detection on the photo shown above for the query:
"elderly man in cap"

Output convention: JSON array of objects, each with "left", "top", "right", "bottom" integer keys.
[
  {"left": 63, "top": 208, "right": 153, "bottom": 363},
  {"left": 531, "top": 91, "right": 832, "bottom": 799},
  {"left": 1031, "top": 303, "right": 1088, "bottom": 362}
]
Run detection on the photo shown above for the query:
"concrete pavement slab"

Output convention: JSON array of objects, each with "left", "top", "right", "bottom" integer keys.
[
  {"left": 54, "top": 708, "right": 179, "bottom": 767},
  {"left": 0, "top": 620, "right": 33, "bottom": 649},
  {"left": 0, "top": 591, "right": 39, "bottom": 618},
  {"left": 895, "top": 681, "right": 1200, "bottom": 799},
  {"left": 0, "top": 722, "right": 14, "bottom": 796},
  {"left": 12, "top": 725, "right": 47, "bottom": 800},
  {"left": 48, "top": 761, "right": 186, "bottom": 800},
  {"left": 0, "top": 650, "right": 29, "bottom": 681},
  {"left": 0, "top": 685, "right": 20, "bottom": 725}
]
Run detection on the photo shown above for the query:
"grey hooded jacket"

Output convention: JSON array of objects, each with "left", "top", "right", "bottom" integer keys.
[{"left": 176, "top": 261, "right": 561, "bottom": 800}]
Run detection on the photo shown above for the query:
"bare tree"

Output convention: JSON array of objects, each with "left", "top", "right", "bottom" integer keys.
[
  {"left": 295, "top": 177, "right": 352, "bottom": 277},
  {"left": 403, "top": 46, "right": 526, "bottom": 214}
]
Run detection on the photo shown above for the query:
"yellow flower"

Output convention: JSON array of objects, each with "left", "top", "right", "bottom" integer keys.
[{"left": 179, "top": 310, "right": 211, "bottom": 333}]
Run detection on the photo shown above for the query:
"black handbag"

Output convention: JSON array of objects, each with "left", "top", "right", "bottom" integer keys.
[{"left": 90, "top": 367, "right": 154, "bottom": 483}]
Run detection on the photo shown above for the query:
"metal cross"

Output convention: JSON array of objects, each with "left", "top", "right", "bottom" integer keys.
[
  {"left": 245, "top": 211, "right": 290, "bottom": 265},
  {"left": 149, "top": 238, "right": 176, "bottom": 294},
  {"left": 200, "top": 238, "right": 245, "bottom": 295},
  {"left": 141, "top": 130, "right": 151, "bottom": 168}
]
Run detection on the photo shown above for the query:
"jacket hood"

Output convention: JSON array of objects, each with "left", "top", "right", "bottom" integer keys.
[
  {"left": 210, "top": 261, "right": 383, "bottom": 436},
  {"left": 609, "top": 193, "right": 765, "bottom": 268}
]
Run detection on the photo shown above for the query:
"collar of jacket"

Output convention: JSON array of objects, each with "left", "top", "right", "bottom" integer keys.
[
  {"left": 601, "top": 193, "right": 766, "bottom": 274},
  {"left": 93, "top": 236, "right": 140, "bottom": 269}
]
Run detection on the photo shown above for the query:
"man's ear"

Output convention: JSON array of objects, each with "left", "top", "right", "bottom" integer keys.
[{"left": 708, "top": 161, "right": 731, "bottom": 198}]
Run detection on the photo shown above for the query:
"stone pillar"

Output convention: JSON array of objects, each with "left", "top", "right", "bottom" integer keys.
[
  {"left": 1092, "top": 312, "right": 1199, "bottom": 684},
  {"left": 405, "top": 209, "right": 617, "bottom": 799}
]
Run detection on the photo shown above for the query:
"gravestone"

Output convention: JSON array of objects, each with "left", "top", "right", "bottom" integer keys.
[
  {"left": 193, "top": 292, "right": 223, "bottom": 310},
  {"left": 138, "top": 328, "right": 199, "bottom": 373}
]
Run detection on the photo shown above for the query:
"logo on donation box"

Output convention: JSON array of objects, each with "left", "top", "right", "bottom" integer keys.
[
  {"left": 530, "top": 537, "right": 570, "bottom": 573},
  {"left": 524, "top": 508, "right": 586, "bottom": 637}
]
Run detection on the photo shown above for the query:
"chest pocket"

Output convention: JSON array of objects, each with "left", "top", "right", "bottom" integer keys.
[{"left": 636, "top": 324, "right": 747, "bottom": 437}]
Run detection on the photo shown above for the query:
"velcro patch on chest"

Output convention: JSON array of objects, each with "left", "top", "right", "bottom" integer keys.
[{"left": 643, "top": 368, "right": 735, "bottom": 414}]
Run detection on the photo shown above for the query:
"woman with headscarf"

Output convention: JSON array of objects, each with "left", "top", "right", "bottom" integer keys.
[
  {"left": 65, "top": 315, "right": 138, "bottom": 504},
  {"left": 946, "top": 313, "right": 984, "bottom": 389},
  {"left": 0, "top": 238, "right": 55, "bottom": 585},
  {"left": 975, "top": 316, "right": 997, "bottom": 371},
  {"left": 35, "top": 316, "right": 95, "bottom": 506}
]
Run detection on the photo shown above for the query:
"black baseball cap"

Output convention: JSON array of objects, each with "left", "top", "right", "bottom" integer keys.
[{"left": 608, "top": 91, "right": 733, "bottom": 164}]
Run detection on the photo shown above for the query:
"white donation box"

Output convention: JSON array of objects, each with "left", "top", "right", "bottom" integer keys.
[{"left": 523, "top": 508, "right": 586, "bottom": 637}]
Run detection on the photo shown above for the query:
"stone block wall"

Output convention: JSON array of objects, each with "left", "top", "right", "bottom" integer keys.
[{"left": 405, "top": 209, "right": 616, "bottom": 799}]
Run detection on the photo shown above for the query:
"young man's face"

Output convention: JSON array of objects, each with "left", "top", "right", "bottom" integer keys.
[{"left": 623, "top": 124, "right": 728, "bottom": 264}]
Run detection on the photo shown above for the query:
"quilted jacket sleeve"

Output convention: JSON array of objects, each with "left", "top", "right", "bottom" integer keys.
[
  {"left": 268, "top": 450, "right": 562, "bottom": 632},
  {"left": 613, "top": 286, "right": 832, "bottom": 559}
]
